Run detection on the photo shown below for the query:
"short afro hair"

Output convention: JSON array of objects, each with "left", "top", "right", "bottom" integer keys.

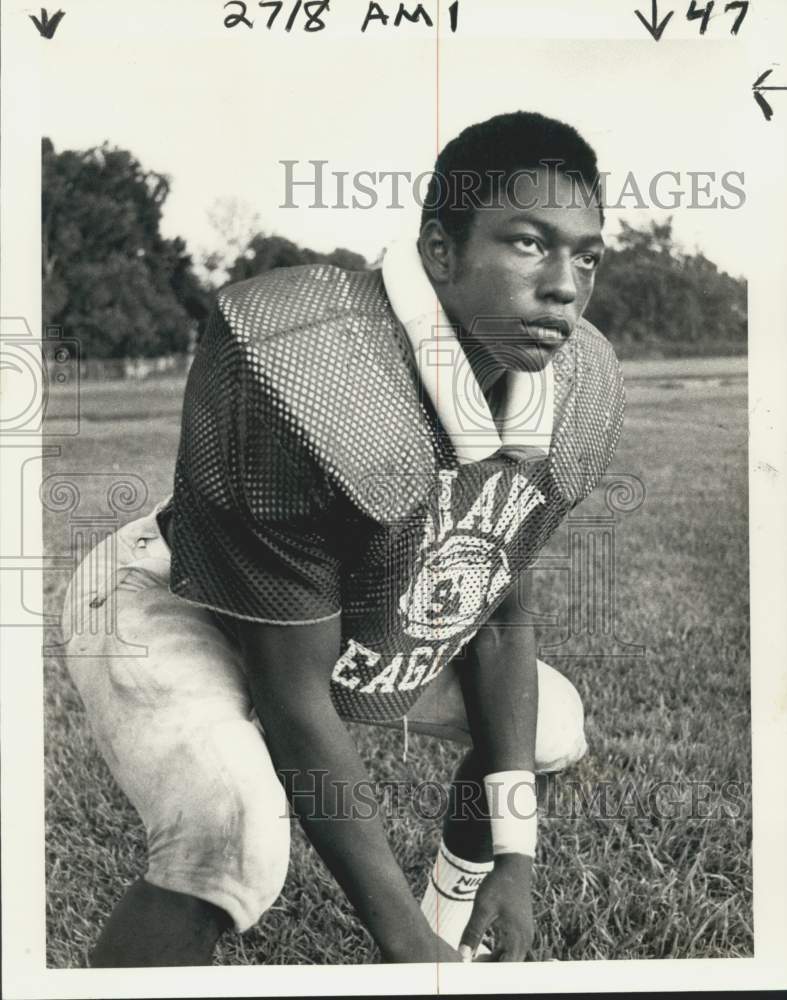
[{"left": 420, "top": 111, "right": 603, "bottom": 244}]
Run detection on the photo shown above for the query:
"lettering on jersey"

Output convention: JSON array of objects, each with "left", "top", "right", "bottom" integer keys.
[
  {"left": 456, "top": 470, "right": 502, "bottom": 536},
  {"left": 399, "top": 469, "right": 545, "bottom": 641},
  {"left": 494, "top": 475, "right": 547, "bottom": 544},
  {"left": 398, "top": 645, "right": 433, "bottom": 691},
  {"left": 359, "top": 653, "right": 403, "bottom": 694},
  {"left": 333, "top": 638, "right": 454, "bottom": 694},
  {"left": 332, "top": 639, "right": 381, "bottom": 690}
]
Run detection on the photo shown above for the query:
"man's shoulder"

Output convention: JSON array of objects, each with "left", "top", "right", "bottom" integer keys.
[
  {"left": 571, "top": 317, "right": 625, "bottom": 395},
  {"left": 549, "top": 316, "right": 625, "bottom": 506},
  {"left": 573, "top": 316, "right": 620, "bottom": 358},
  {"left": 210, "top": 264, "right": 437, "bottom": 521},
  {"left": 215, "top": 264, "right": 392, "bottom": 342}
]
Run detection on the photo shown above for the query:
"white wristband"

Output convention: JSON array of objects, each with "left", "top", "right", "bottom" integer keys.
[{"left": 484, "top": 770, "right": 538, "bottom": 858}]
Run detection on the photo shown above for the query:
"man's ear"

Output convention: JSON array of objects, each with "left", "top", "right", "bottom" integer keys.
[{"left": 418, "top": 220, "right": 455, "bottom": 284}]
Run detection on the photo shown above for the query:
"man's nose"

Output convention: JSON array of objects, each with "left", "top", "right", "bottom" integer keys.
[{"left": 537, "top": 252, "right": 577, "bottom": 305}]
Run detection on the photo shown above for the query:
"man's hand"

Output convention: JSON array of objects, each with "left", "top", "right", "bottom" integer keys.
[
  {"left": 383, "top": 931, "right": 462, "bottom": 964},
  {"left": 459, "top": 854, "right": 534, "bottom": 962}
]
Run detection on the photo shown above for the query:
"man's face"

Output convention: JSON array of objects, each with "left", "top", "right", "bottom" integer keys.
[{"left": 436, "top": 167, "right": 605, "bottom": 377}]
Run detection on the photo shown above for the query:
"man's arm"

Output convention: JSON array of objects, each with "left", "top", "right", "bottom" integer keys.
[
  {"left": 232, "top": 615, "right": 460, "bottom": 964},
  {"left": 458, "top": 571, "right": 539, "bottom": 961}
]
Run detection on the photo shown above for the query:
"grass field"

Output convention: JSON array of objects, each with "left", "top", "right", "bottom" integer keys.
[{"left": 43, "top": 360, "right": 752, "bottom": 966}]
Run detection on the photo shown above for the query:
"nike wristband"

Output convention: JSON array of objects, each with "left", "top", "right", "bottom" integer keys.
[{"left": 483, "top": 770, "right": 538, "bottom": 859}]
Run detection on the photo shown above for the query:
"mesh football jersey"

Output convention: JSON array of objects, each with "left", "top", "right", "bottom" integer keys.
[{"left": 167, "top": 263, "right": 625, "bottom": 723}]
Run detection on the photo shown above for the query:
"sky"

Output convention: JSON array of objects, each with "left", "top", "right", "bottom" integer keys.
[{"left": 38, "top": 0, "right": 766, "bottom": 280}]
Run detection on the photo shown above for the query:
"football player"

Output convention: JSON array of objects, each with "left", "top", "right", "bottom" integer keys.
[{"left": 61, "top": 111, "right": 623, "bottom": 965}]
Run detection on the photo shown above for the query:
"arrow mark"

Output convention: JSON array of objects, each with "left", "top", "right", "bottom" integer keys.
[
  {"left": 753, "top": 69, "right": 787, "bottom": 122},
  {"left": 634, "top": 0, "right": 674, "bottom": 41},
  {"left": 30, "top": 8, "right": 66, "bottom": 39}
]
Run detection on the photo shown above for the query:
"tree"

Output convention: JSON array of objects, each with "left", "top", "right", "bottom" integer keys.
[
  {"left": 201, "top": 198, "right": 368, "bottom": 289},
  {"left": 585, "top": 218, "right": 747, "bottom": 358},
  {"left": 224, "top": 233, "right": 368, "bottom": 286},
  {"left": 42, "top": 138, "right": 211, "bottom": 359},
  {"left": 202, "top": 197, "right": 264, "bottom": 286}
]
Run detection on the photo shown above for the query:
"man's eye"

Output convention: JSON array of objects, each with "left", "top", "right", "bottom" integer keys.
[
  {"left": 512, "top": 237, "right": 541, "bottom": 253},
  {"left": 575, "top": 254, "right": 600, "bottom": 271}
]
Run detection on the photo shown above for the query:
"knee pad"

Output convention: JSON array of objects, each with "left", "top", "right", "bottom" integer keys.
[
  {"left": 144, "top": 736, "right": 291, "bottom": 933},
  {"left": 535, "top": 661, "right": 588, "bottom": 773}
]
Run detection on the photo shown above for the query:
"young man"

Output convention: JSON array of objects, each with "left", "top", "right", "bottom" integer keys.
[{"left": 61, "top": 111, "right": 624, "bottom": 966}]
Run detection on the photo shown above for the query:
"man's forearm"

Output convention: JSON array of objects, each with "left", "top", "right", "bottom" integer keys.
[
  {"left": 453, "top": 622, "right": 539, "bottom": 960},
  {"left": 252, "top": 693, "right": 432, "bottom": 959},
  {"left": 232, "top": 615, "right": 451, "bottom": 962},
  {"left": 462, "top": 624, "right": 539, "bottom": 774}
]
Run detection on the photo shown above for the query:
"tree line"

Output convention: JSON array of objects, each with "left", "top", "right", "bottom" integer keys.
[{"left": 42, "top": 139, "right": 746, "bottom": 361}]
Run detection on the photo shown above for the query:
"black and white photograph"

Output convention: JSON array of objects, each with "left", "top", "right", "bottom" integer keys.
[{"left": 1, "top": 0, "right": 786, "bottom": 995}]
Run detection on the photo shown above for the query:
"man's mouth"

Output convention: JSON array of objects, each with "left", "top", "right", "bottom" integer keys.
[{"left": 521, "top": 316, "right": 571, "bottom": 345}]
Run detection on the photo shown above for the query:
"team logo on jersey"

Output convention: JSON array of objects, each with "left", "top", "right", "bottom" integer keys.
[
  {"left": 398, "top": 535, "right": 510, "bottom": 641},
  {"left": 398, "top": 468, "right": 544, "bottom": 642}
]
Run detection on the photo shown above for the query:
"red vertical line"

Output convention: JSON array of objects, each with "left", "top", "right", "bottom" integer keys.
[
  {"left": 434, "top": 6, "right": 443, "bottom": 981},
  {"left": 434, "top": 0, "right": 442, "bottom": 427},
  {"left": 435, "top": 0, "right": 441, "bottom": 157}
]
